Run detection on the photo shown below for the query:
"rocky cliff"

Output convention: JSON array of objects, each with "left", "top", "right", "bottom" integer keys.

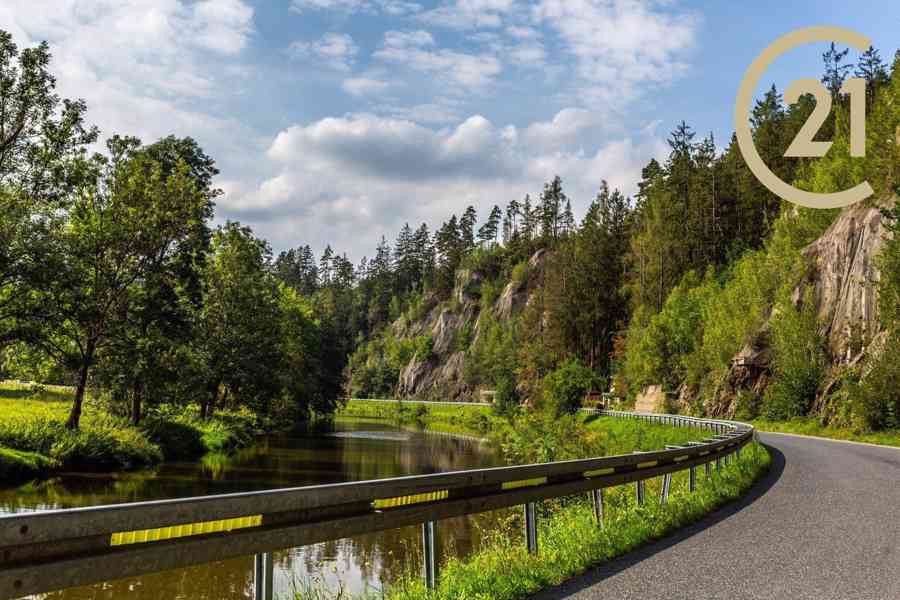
[
  {"left": 708, "top": 197, "right": 896, "bottom": 417},
  {"left": 395, "top": 250, "right": 549, "bottom": 401}
]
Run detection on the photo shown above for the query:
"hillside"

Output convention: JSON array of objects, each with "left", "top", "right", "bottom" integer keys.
[{"left": 708, "top": 196, "right": 895, "bottom": 418}]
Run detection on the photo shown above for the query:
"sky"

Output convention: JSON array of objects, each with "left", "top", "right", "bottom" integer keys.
[{"left": 2, "top": 1, "right": 899, "bottom": 261}]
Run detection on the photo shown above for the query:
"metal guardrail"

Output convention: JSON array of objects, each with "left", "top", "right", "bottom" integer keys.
[{"left": 0, "top": 410, "right": 753, "bottom": 600}]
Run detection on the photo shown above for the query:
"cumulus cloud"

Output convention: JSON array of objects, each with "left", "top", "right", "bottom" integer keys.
[
  {"left": 419, "top": 0, "right": 517, "bottom": 29},
  {"left": 0, "top": 0, "right": 258, "bottom": 162},
  {"left": 374, "top": 30, "right": 502, "bottom": 90},
  {"left": 290, "top": 33, "right": 359, "bottom": 71},
  {"left": 289, "top": 0, "right": 422, "bottom": 14},
  {"left": 342, "top": 77, "right": 393, "bottom": 96},
  {"left": 226, "top": 109, "right": 665, "bottom": 255},
  {"left": 533, "top": 0, "right": 699, "bottom": 103}
]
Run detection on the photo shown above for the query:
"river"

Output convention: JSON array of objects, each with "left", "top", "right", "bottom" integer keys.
[{"left": 0, "top": 418, "right": 507, "bottom": 599}]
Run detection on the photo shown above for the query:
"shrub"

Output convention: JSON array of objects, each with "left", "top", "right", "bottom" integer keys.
[
  {"left": 492, "top": 375, "right": 520, "bottom": 417},
  {"left": 0, "top": 446, "right": 55, "bottom": 484},
  {"left": 542, "top": 359, "right": 599, "bottom": 416},
  {"left": 761, "top": 291, "right": 825, "bottom": 420}
]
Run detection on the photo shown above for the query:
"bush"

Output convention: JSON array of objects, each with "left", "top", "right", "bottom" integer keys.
[
  {"left": 761, "top": 291, "right": 824, "bottom": 420},
  {"left": 847, "top": 335, "right": 900, "bottom": 430},
  {"left": 0, "top": 446, "right": 55, "bottom": 484},
  {"left": 542, "top": 359, "right": 599, "bottom": 416},
  {"left": 492, "top": 375, "right": 520, "bottom": 417}
]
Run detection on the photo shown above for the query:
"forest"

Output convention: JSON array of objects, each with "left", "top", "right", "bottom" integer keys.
[{"left": 1, "top": 31, "right": 898, "bottom": 441}]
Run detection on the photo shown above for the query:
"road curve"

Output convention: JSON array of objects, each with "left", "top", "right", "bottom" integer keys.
[{"left": 531, "top": 433, "right": 900, "bottom": 600}]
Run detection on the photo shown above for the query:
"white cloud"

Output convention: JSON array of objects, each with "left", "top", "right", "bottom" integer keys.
[
  {"left": 289, "top": 0, "right": 368, "bottom": 12},
  {"left": 0, "top": 0, "right": 257, "bottom": 154},
  {"left": 533, "top": 0, "right": 698, "bottom": 104},
  {"left": 342, "top": 77, "right": 393, "bottom": 96},
  {"left": 374, "top": 30, "right": 502, "bottom": 90},
  {"left": 289, "top": 0, "right": 422, "bottom": 14},
  {"left": 227, "top": 110, "right": 664, "bottom": 256},
  {"left": 419, "top": 0, "right": 517, "bottom": 30},
  {"left": 290, "top": 33, "right": 359, "bottom": 71}
]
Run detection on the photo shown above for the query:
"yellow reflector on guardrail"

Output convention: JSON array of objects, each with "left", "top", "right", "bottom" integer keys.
[
  {"left": 110, "top": 515, "right": 262, "bottom": 546},
  {"left": 502, "top": 477, "right": 548, "bottom": 490},
  {"left": 373, "top": 490, "right": 449, "bottom": 509},
  {"left": 637, "top": 461, "right": 658, "bottom": 469},
  {"left": 583, "top": 468, "right": 614, "bottom": 478}
]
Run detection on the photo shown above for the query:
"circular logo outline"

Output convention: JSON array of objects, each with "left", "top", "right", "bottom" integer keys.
[{"left": 734, "top": 26, "right": 874, "bottom": 208}]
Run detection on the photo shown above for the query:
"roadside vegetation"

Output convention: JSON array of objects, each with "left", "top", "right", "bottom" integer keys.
[{"left": 320, "top": 399, "right": 770, "bottom": 600}]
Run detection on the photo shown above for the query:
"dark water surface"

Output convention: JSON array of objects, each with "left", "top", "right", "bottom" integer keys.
[{"left": 0, "top": 419, "right": 506, "bottom": 599}]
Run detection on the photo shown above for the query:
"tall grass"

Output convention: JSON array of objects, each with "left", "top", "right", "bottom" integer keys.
[{"left": 0, "top": 382, "right": 260, "bottom": 484}]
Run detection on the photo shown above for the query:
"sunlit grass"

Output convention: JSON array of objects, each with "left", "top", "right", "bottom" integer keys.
[
  {"left": 0, "top": 382, "right": 258, "bottom": 485},
  {"left": 752, "top": 417, "right": 900, "bottom": 447}
]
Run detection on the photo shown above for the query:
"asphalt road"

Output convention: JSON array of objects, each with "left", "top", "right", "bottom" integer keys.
[{"left": 531, "top": 433, "right": 900, "bottom": 600}]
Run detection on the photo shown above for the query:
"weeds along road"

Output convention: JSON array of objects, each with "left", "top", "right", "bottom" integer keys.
[{"left": 532, "top": 433, "right": 900, "bottom": 600}]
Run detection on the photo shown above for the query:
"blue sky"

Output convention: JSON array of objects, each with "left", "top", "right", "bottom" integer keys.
[{"left": 3, "top": 1, "right": 898, "bottom": 260}]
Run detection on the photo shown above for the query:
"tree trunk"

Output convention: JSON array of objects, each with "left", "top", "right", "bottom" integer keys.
[
  {"left": 131, "top": 382, "right": 143, "bottom": 425},
  {"left": 66, "top": 360, "right": 91, "bottom": 430}
]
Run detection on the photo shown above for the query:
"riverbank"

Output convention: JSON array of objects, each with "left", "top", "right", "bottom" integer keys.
[
  {"left": 0, "top": 381, "right": 259, "bottom": 486},
  {"left": 337, "top": 399, "right": 496, "bottom": 438}
]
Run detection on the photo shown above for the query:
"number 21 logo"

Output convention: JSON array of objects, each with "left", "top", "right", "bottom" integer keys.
[{"left": 735, "top": 27, "right": 873, "bottom": 208}]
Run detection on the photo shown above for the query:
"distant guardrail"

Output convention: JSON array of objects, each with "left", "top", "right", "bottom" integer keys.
[{"left": 0, "top": 410, "right": 754, "bottom": 600}]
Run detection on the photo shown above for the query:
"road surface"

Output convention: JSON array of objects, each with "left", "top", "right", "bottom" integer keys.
[{"left": 532, "top": 433, "right": 900, "bottom": 600}]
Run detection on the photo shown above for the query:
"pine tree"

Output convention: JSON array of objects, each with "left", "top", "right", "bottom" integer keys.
[
  {"left": 319, "top": 245, "right": 334, "bottom": 287},
  {"left": 504, "top": 198, "right": 521, "bottom": 243},
  {"left": 459, "top": 206, "right": 477, "bottom": 251},
  {"left": 856, "top": 45, "right": 889, "bottom": 104},
  {"left": 539, "top": 176, "right": 565, "bottom": 242},
  {"left": 822, "top": 42, "right": 852, "bottom": 97},
  {"left": 478, "top": 205, "right": 502, "bottom": 246}
]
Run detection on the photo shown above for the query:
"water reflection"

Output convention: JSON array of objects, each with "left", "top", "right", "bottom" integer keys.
[{"left": 0, "top": 419, "right": 506, "bottom": 599}]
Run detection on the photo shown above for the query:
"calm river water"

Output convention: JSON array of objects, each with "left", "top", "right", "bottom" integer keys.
[{"left": 0, "top": 419, "right": 506, "bottom": 599}]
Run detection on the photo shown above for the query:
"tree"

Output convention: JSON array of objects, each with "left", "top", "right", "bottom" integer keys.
[
  {"left": 0, "top": 31, "right": 97, "bottom": 347},
  {"left": 478, "top": 205, "right": 502, "bottom": 246},
  {"left": 855, "top": 45, "right": 889, "bottom": 104},
  {"left": 96, "top": 136, "right": 218, "bottom": 424},
  {"left": 539, "top": 176, "right": 565, "bottom": 242},
  {"left": 459, "top": 206, "right": 477, "bottom": 251},
  {"left": 822, "top": 42, "right": 852, "bottom": 97},
  {"left": 193, "top": 223, "right": 282, "bottom": 419},
  {"left": 26, "top": 138, "right": 210, "bottom": 428}
]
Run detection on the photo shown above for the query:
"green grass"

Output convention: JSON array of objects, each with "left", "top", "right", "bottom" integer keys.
[
  {"left": 0, "top": 446, "right": 56, "bottom": 483},
  {"left": 338, "top": 400, "right": 496, "bottom": 438},
  {"left": 0, "top": 382, "right": 260, "bottom": 484},
  {"left": 381, "top": 443, "right": 768, "bottom": 600},
  {"left": 324, "top": 399, "right": 770, "bottom": 600},
  {"left": 752, "top": 417, "right": 900, "bottom": 448}
]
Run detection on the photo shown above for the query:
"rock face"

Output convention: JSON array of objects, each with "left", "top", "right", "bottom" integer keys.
[
  {"left": 635, "top": 385, "right": 667, "bottom": 413},
  {"left": 709, "top": 197, "right": 895, "bottom": 417},
  {"left": 395, "top": 250, "right": 550, "bottom": 400}
]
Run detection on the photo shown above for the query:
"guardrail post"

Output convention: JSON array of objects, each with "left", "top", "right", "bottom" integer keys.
[
  {"left": 635, "top": 479, "right": 645, "bottom": 505},
  {"left": 253, "top": 552, "right": 274, "bottom": 600},
  {"left": 590, "top": 488, "right": 604, "bottom": 526},
  {"left": 422, "top": 520, "right": 438, "bottom": 591},
  {"left": 716, "top": 456, "right": 722, "bottom": 472},
  {"left": 690, "top": 465, "right": 697, "bottom": 492},
  {"left": 524, "top": 502, "right": 538, "bottom": 554},
  {"left": 659, "top": 473, "right": 672, "bottom": 503}
]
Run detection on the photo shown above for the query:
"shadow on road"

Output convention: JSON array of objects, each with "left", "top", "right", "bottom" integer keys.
[{"left": 530, "top": 443, "right": 786, "bottom": 600}]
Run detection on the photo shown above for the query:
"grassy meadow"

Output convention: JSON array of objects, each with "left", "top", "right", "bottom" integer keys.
[{"left": 0, "top": 381, "right": 258, "bottom": 486}]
